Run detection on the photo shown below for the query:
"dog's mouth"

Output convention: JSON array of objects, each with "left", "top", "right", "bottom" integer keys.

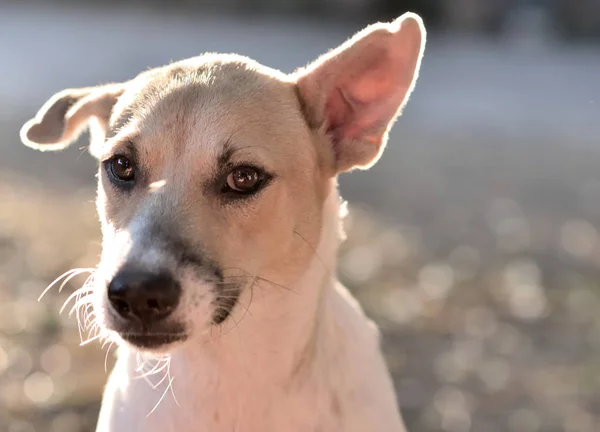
[
  {"left": 119, "top": 330, "right": 188, "bottom": 349},
  {"left": 109, "top": 314, "right": 188, "bottom": 350},
  {"left": 102, "top": 262, "right": 246, "bottom": 347}
]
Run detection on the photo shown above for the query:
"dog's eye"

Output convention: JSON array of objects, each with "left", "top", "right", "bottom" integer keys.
[
  {"left": 224, "top": 166, "right": 264, "bottom": 194},
  {"left": 106, "top": 155, "right": 135, "bottom": 183}
]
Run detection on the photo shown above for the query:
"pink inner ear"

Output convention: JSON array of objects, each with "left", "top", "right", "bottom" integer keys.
[
  {"left": 307, "top": 16, "right": 423, "bottom": 142},
  {"left": 325, "top": 87, "right": 352, "bottom": 140},
  {"left": 295, "top": 14, "right": 424, "bottom": 171},
  {"left": 324, "top": 39, "right": 417, "bottom": 143}
]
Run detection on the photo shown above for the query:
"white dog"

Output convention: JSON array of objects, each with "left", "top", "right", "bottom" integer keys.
[{"left": 21, "top": 12, "right": 426, "bottom": 432}]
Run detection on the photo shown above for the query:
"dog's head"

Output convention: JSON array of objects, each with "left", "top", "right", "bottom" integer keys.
[{"left": 21, "top": 14, "right": 425, "bottom": 353}]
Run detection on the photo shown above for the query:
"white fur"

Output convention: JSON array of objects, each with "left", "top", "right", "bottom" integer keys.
[{"left": 96, "top": 187, "right": 405, "bottom": 432}]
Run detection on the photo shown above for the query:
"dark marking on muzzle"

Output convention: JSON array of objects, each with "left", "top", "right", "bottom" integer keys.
[
  {"left": 140, "top": 223, "right": 239, "bottom": 324},
  {"left": 212, "top": 280, "right": 241, "bottom": 325},
  {"left": 144, "top": 223, "right": 219, "bottom": 273}
]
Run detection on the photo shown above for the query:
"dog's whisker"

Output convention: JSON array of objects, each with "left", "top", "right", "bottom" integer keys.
[
  {"left": 134, "top": 353, "right": 177, "bottom": 417},
  {"left": 86, "top": 319, "right": 101, "bottom": 338},
  {"left": 76, "top": 310, "right": 85, "bottom": 342},
  {"left": 74, "top": 304, "right": 94, "bottom": 341},
  {"left": 118, "top": 332, "right": 188, "bottom": 337},
  {"left": 87, "top": 321, "right": 100, "bottom": 339},
  {"left": 213, "top": 286, "right": 245, "bottom": 293},
  {"left": 293, "top": 229, "right": 332, "bottom": 275},
  {"left": 147, "top": 364, "right": 171, "bottom": 383},
  {"left": 104, "top": 340, "right": 117, "bottom": 373},
  {"left": 69, "top": 294, "right": 96, "bottom": 343},
  {"left": 213, "top": 274, "right": 250, "bottom": 280},
  {"left": 138, "top": 358, "right": 171, "bottom": 380},
  {"left": 139, "top": 367, "right": 157, "bottom": 388},
  {"left": 60, "top": 287, "right": 93, "bottom": 315},
  {"left": 234, "top": 280, "right": 255, "bottom": 326},
  {"left": 221, "top": 267, "right": 299, "bottom": 295},
  {"left": 58, "top": 268, "right": 94, "bottom": 293},
  {"left": 101, "top": 338, "right": 112, "bottom": 349},
  {"left": 147, "top": 362, "right": 171, "bottom": 388},
  {"left": 147, "top": 374, "right": 176, "bottom": 417},
  {"left": 135, "top": 353, "right": 148, "bottom": 376},
  {"left": 255, "top": 277, "right": 298, "bottom": 295},
  {"left": 167, "top": 360, "right": 180, "bottom": 408},
  {"left": 139, "top": 367, "right": 165, "bottom": 383},
  {"left": 215, "top": 279, "right": 250, "bottom": 285},
  {"left": 212, "top": 277, "right": 257, "bottom": 341},
  {"left": 67, "top": 297, "right": 94, "bottom": 320},
  {"left": 70, "top": 299, "right": 93, "bottom": 327},
  {"left": 55, "top": 271, "right": 98, "bottom": 345},
  {"left": 39, "top": 267, "right": 94, "bottom": 302},
  {"left": 80, "top": 331, "right": 103, "bottom": 346},
  {"left": 83, "top": 308, "right": 97, "bottom": 329},
  {"left": 214, "top": 294, "right": 244, "bottom": 300}
]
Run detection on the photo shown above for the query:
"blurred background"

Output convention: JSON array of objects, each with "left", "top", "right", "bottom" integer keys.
[{"left": 1, "top": 0, "right": 599, "bottom": 431}]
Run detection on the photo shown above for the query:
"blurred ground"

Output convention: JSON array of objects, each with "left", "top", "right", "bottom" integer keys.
[{"left": 1, "top": 3, "right": 600, "bottom": 432}]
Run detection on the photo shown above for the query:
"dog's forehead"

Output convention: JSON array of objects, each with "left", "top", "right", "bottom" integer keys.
[{"left": 111, "top": 54, "right": 306, "bottom": 164}]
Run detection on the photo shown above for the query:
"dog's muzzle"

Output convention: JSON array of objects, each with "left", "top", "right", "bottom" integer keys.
[{"left": 107, "top": 269, "right": 186, "bottom": 348}]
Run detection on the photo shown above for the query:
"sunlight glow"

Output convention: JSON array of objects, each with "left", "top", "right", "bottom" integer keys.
[{"left": 149, "top": 180, "right": 167, "bottom": 192}]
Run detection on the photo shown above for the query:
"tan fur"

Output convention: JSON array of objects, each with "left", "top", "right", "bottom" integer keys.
[{"left": 20, "top": 13, "right": 426, "bottom": 432}]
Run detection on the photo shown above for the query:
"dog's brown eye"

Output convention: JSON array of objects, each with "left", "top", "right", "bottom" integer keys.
[
  {"left": 226, "top": 166, "right": 261, "bottom": 193},
  {"left": 107, "top": 155, "right": 135, "bottom": 183}
]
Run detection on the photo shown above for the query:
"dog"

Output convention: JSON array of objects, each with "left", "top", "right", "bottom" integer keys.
[{"left": 20, "top": 12, "right": 425, "bottom": 432}]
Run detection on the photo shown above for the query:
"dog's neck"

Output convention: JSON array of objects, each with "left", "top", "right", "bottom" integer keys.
[{"left": 162, "top": 183, "right": 343, "bottom": 391}]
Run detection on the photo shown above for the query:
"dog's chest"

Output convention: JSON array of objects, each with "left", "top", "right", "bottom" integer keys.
[
  {"left": 100, "top": 356, "right": 358, "bottom": 432},
  {"left": 125, "top": 386, "right": 346, "bottom": 432},
  {"left": 112, "top": 363, "right": 401, "bottom": 432},
  {"left": 150, "top": 375, "right": 348, "bottom": 432}
]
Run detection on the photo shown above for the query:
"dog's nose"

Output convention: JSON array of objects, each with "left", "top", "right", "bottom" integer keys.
[{"left": 107, "top": 270, "right": 181, "bottom": 326}]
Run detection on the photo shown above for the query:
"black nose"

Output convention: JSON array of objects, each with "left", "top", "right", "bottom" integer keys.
[{"left": 107, "top": 270, "right": 181, "bottom": 326}]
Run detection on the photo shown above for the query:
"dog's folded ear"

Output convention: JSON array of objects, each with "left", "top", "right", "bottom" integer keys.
[
  {"left": 20, "top": 83, "right": 126, "bottom": 156},
  {"left": 295, "top": 12, "right": 426, "bottom": 173}
]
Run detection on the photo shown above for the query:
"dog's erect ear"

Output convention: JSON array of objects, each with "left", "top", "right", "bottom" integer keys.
[
  {"left": 295, "top": 12, "right": 426, "bottom": 173},
  {"left": 20, "top": 83, "right": 125, "bottom": 156}
]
